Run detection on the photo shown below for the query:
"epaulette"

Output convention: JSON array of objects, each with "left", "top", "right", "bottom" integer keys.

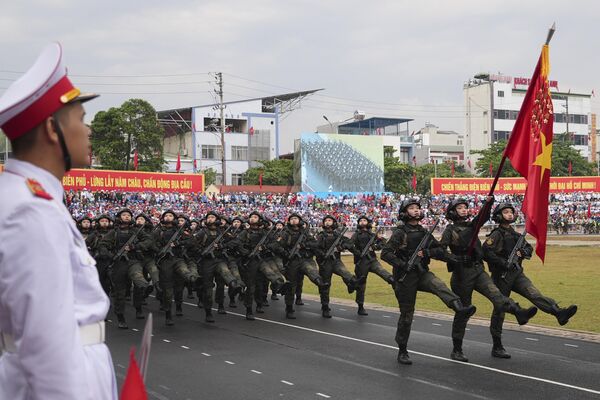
[{"left": 26, "top": 178, "right": 53, "bottom": 200}]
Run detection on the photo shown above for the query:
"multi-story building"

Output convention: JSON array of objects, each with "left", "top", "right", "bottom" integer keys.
[
  {"left": 158, "top": 90, "right": 319, "bottom": 184},
  {"left": 464, "top": 73, "right": 592, "bottom": 169},
  {"left": 412, "top": 123, "right": 464, "bottom": 166}
]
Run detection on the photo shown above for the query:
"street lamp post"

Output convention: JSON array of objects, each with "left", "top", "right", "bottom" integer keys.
[{"left": 323, "top": 115, "right": 335, "bottom": 134}]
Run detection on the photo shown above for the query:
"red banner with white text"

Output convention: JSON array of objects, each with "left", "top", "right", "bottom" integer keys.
[
  {"left": 61, "top": 169, "right": 205, "bottom": 193},
  {"left": 431, "top": 176, "right": 600, "bottom": 195}
]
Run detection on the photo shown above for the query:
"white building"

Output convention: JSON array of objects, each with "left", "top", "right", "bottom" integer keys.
[
  {"left": 413, "top": 123, "right": 464, "bottom": 166},
  {"left": 158, "top": 90, "right": 319, "bottom": 185},
  {"left": 464, "top": 73, "right": 592, "bottom": 169}
]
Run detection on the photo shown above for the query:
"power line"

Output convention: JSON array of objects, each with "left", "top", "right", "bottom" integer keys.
[{"left": 0, "top": 70, "right": 211, "bottom": 78}]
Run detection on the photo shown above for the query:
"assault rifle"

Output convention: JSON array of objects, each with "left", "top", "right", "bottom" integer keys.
[
  {"left": 244, "top": 225, "right": 275, "bottom": 265},
  {"left": 288, "top": 224, "right": 310, "bottom": 259},
  {"left": 107, "top": 225, "right": 144, "bottom": 269},
  {"left": 200, "top": 225, "right": 232, "bottom": 258},
  {"left": 359, "top": 227, "right": 383, "bottom": 259},
  {"left": 156, "top": 223, "right": 186, "bottom": 263},
  {"left": 501, "top": 230, "right": 527, "bottom": 281},
  {"left": 324, "top": 226, "right": 348, "bottom": 259},
  {"left": 398, "top": 219, "right": 440, "bottom": 283}
]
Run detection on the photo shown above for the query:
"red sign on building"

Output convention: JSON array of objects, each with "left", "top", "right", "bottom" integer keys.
[{"left": 431, "top": 176, "right": 600, "bottom": 195}]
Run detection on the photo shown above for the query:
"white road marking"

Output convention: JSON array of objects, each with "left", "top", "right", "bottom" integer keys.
[
  {"left": 525, "top": 337, "right": 539, "bottom": 342},
  {"left": 432, "top": 323, "right": 442, "bottom": 326},
  {"left": 180, "top": 301, "right": 600, "bottom": 396},
  {"left": 131, "top": 328, "right": 139, "bottom": 332},
  {"left": 564, "top": 344, "right": 579, "bottom": 348},
  {"left": 382, "top": 315, "right": 391, "bottom": 318},
  {"left": 316, "top": 393, "right": 331, "bottom": 398},
  {"left": 281, "top": 380, "right": 294, "bottom": 386},
  {"left": 339, "top": 308, "right": 347, "bottom": 311},
  {"left": 465, "top": 328, "right": 471, "bottom": 331},
  {"left": 225, "top": 361, "right": 235, "bottom": 365},
  {"left": 107, "top": 319, "right": 113, "bottom": 323},
  {"left": 116, "top": 364, "right": 125, "bottom": 369},
  {"left": 163, "top": 339, "right": 171, "bottom": 343},
  {"left": 251, "top": 369, "right": 262, "bottom": 374},
  {"left": 181, "top": 345, "right": 190, "bottom": 350},
  {"left": 201, "top": 352, "right": 211, "bottom": 357}
]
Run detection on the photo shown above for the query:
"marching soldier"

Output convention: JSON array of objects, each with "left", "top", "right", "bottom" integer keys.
[
  {"left": 439, "top": 197, "right": 538, "bottom": 362},
  {"left": 350, "top": 215, "right": 395, "bottom": 316},
  {"left": 483, "top": 203, "right": 578, "bottom": 358},
  {"left": 219, "top": 216, "right": 247, "bottom": 309},
  {"left": 0, "top": 42, "right": 117, "bottom": 398},
  {"left": 230, "top": 212, "right": 291, "bottom": 320},
  {"left": 274, "top": 214, "right": 330, "bottom": 319},
  {"left": 381, "top": 199, "right": 476, "bottom": 365},
  {"left": 88, "top": 214, "right": 114, "bottom": 297},
  {"left": 134, "top": 213, "right": 161, "bottom": 301},
  {"left": 315, "top": 215, "right": 363, "bottom": 318},
  {"left": 98, "top": 208, "right": 154, "bottom": 327},
  {"left": 269, "top": 220, "right": 287, "bottom": 301},
  {"left": 172, "top": 214, "right": 200, "bottom": 317},
  {"left": 153, "top": 209, "right": 200, "bottom": 326},
  {"left": 77, "top": 216, "right": 93, "bottom": 242},
  {"left": 195, "top": 211, "right": 241, "bottom": 322}
]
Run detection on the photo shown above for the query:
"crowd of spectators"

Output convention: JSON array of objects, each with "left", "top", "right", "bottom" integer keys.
[{"left": 66, "top": 190, "right": 600, "bottom": 234}]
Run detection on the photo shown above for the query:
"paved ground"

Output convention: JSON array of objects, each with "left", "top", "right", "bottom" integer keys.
[{"left": 106, "top": 294, "right": 600, "bottom": 400}]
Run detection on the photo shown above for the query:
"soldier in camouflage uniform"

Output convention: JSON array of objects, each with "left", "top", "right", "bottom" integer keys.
[
  {"left": 195, "top": 211, "right": 241, "bottom": 322},
  {"left": 87, "top": 214, "right": 113, "bottom": 297},
  {"left": 315, "top": 215, "right": 363, "bottom": 318},
  {"left": 381, "top": 199, "right": 476, "bottom": 365},
  {"left": 172, "top": 214, "right": 201, "bottom": 318},
  {"left": 220, "top": 216, "right": 247, "bottom": 309},
  {"left": 350, "top": 215, "right": 395, "bottom": 316},
  {"left": 134, "top": 213, "right": 161, "bottom": 301},
  {"left": 153, "top": 209, "right": 200, "bottom": 326},
  {"left": 274, "top": 214, "right": 330, "bottom": 319},
  {"left": 230, "top": 212, "right": 291, "bottom": 320},
  {"left": 77, "top": 216, "right": 93, "bottom": 242},
  {"left": 483, "top": 203, "right": 578, "bottom": 359},
  {"left": 439, "top": 197, "right": 538, "bottom": 362},
  {"left": 98, "top": 208, "right": 154, "bottom": 328}
]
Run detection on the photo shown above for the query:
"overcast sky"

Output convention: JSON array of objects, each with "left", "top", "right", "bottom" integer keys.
[{"left": 2, "top": 0, "right": 599, "bottom": 153}]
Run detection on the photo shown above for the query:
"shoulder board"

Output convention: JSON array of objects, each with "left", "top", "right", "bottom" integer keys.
[{"left": 26, "top": 178, "right": 53, "bottom": 200}]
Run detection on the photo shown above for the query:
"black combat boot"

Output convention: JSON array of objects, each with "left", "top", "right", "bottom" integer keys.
[
  {"left": 165, "top": 310, "right": 174, "bottom": 326},
  {"left": 552, "top": 304, "right": 578, "bottom": 326},
  {"left": 197, "top": 299, "right": 204, "bottom": 309},
  {"left": 450, "top": 299, "right": 477, "bottom": 320},
  {"left": 450, "top": 339, "right": 468, "bottom": 362},
  {"left": 246, "top": 307, "right": 255, "bottom": 321},
  {"left": 511, "top": 304, "right": 538, "bottom": 325},
  {"left": 295, "top": 297, "right": 304, "bottom": 306},
  {"left": 322, "top": 306, "right": 332, "bottom": 318},
  {"left": 205, "top": 310, "right": 215, "bottom": 323},
  {"left": 346, "top": 278, "right": 357, "bottom": 294},
  {"left": 229, "top": 295, "right": 237, "bottom": 308},
  {"left": 357, "top": 304, "right": 368, "bottom": 316},
  {"left": 256, "top": 304, "right": 265, "bottom": 314},
  {"left": 491, "top": 336, "right": 511, "bottom": 359},
  {"left": 217, "top": 303, "right": 227, "bottom": 314},
  {"left": 175, "top": 303, "right": 183, "bottom": 316},
  {"left": 117, "top": 313, "right": 128, "bottom": 329},
  {"left": 286, "top": 305, "right": 296, "bottom": 319},
  {"left": 229, "top": 280, "right": 241, "bottom": 297},
  {"left": 271, "top": 293, "right": 279, "bottom": 300},
  {"left": 397, "top": 346, "right": 412, "bottom": 365},
  {"left": 135, "top": 307, "right": 145, "bottom": 320},
  {"left": 144, "top": 285, "right": 154, "bottom": 298}
]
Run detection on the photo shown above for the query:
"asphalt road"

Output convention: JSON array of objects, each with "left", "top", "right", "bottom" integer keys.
[{"left": 106, "top": 294, "right": 600, "bottom": 400}]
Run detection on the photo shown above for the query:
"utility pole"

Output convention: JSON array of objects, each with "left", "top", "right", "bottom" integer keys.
[
  {"left": 565, "top": 94, "right": 570, "bottom": 141},
  {"left": 215, "top": 72, "right": 226, "bottom": 185}
]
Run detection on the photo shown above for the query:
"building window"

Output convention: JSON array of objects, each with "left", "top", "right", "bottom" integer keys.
[
  {"left": 498, "top": 90, "right": 504, "bottom": 97},
  {"left": 493, "top": 131, "right": 511, "bottom": 142},
  {"left": 231, "top": 146, "right": 248, "bottom": 161},
  {"left": 231, "top": 173, "right": 244, "bottom": 185},
  {"left": 572, "top": 135, "right": 588, "bottom": 146},
  {"left": 457, "top": 139, "right": 463, "bottom": 146},
  {"left": 201, "top": 145, "right": 222, "bottom": 160}
]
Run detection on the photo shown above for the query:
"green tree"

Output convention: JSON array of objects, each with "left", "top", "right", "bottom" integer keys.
[
  {"left": 472, "top": 138, "right": 594, "bottom": 177},
  {"left": 243, "top": 159, "right": 294, "bottom": 186},
  {"left": 384, "top": 148, "right": 413, "bottom": 193},
  {"left": 91, "top": 99, "right": 165, "bottom": 171},
  {"left": 202, "top": 167, "right": 217, "bottom": 186}
]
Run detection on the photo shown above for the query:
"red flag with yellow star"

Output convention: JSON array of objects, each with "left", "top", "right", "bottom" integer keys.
[{"left": 504, "top": 44, "right": 554, "bottom": 262}]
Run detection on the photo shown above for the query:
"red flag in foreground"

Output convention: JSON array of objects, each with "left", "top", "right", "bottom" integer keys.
[
  {"left": 133, "top": 149, "right": 139, "bottom": 171},
  {"left": 504, "top": 44, "right": 554, "bottom": 262},
  {"left": 176, "top": 152, "right": 181, "bottom": 173},
  {"left": 120, "top": 349, "right": 147, "bottom": 400}
]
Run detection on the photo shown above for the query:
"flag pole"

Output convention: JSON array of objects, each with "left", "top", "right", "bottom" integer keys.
[{"left": 467, "top": 23, "right": 556, "bottom": 254}]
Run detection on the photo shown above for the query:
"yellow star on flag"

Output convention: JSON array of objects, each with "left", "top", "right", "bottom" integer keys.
[{"left": 532, "top": 131, "right": 552, "bottom": 183}]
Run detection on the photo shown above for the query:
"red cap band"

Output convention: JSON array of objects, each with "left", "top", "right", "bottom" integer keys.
[{"left": 2, "top": 75, "right": 75, "bottom": 140}]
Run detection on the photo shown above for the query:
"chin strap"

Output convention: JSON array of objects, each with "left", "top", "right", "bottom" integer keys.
[{"left": 52, "top": 116, "right": 72, "bottom": 171}]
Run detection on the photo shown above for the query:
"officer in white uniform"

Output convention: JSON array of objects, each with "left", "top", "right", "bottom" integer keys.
[{"left": 0, "top": 43, "right": 118, "bottom": 399}]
